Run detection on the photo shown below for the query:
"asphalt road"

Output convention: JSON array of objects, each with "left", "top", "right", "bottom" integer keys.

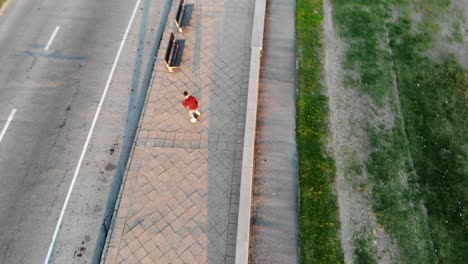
[{"left": 0, "top": 0, "right": 165, "bottom": 263}]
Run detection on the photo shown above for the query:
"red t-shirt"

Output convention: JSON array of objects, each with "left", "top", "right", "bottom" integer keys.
[{"left": 183, "top": 96, "right": 198, "bottom": 110}]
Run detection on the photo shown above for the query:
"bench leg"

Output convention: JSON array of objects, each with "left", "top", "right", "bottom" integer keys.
[{"left": 165, "top": 62, "right": 174, "bottom": 72}]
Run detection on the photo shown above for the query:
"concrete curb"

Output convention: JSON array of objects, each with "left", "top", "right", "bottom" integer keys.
[{"left": 234, "top": 0, "right": 266, "bottom": 263}]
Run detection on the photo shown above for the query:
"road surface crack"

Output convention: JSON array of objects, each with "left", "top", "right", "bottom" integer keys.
[
  {"left": 24, "top": 54, "right": 38, "bottom": 79},
  {"left": 51, "top": 167, "right": 73, "bottom": 208}
]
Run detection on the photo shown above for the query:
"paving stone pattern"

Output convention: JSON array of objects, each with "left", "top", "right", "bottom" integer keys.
[{"left": 105, "top": 1, "right": 253, "bottom": 263}]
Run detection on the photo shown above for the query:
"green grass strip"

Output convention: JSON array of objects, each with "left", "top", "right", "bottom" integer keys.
[
  {"left": 296, "top": 0, "right": 343, "bottom": 263},
  {"left": 333, "top": 1, "right": 394, "bottom": 105}
]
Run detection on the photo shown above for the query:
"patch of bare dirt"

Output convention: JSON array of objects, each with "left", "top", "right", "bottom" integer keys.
[{"left": 413, "top": 0, "right": 468, "bottom": 68}]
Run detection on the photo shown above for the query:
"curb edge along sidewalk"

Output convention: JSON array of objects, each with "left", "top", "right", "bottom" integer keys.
[{"left": 235, "top": 0, "right": 267, "bottom": 263}]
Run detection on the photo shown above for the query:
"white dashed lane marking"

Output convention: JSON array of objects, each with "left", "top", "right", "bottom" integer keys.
[
  {"left": 44, "top": 26, "right": 60, "bottom": 50},
  {"left": 0, "top": 108, "right": 17, "bottom": 144}
]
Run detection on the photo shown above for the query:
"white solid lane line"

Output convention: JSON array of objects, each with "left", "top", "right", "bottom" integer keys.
[
  {"left": 44, "top": 26, "right": 60, "bottom": 51},
  {"left": 43, "top": 0, "right": 142, "bottom": 263},
  {"left": 0, "top": 108, "right": 17, "bottom": 144}
]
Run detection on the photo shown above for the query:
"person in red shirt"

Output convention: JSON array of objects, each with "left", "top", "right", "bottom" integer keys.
[{"left": 182, "top": 91, "right": 201, "bottom": 123}]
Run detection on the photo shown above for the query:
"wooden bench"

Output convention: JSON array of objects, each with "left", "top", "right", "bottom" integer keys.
[
  {"left": 164, "top": 32, "right": 185, "bottom": 72},
  {"left": 175, "top": 0, "right": 193, "bottom": 32}
]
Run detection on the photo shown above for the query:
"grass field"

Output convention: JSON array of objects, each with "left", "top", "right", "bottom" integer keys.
[
  {"left": 296, "top": 0, "right": 466, "bottom": 262},
  {"left": 296, "top": 0, "right": 344, "bottom": 263},
  {"left": 388, "top": 1, "right": 468, "bottom": 261},
  {"left": 333, "top": 0, "right": 435, "bottom": 262},
  {"left": 327, "top": 0, "right": 467, "bottom": 263}
]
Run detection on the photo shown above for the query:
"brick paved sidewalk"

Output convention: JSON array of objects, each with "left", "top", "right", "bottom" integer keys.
[{"left": 104, "top": 1, "right": 254, "bottom": 263}]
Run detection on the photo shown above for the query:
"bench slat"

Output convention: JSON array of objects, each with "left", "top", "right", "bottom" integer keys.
[
  {"left": 175, "top": 0, "right": 185, "bottom": 26},
  {"left": 164, "top": 33, "right": 175, "bottom": 64},
  {"left": 171, "top": 39, "right": 185, "bottom": 67},
  {"left": 181, "top": 4, "right": 193, "bottom": 27}
]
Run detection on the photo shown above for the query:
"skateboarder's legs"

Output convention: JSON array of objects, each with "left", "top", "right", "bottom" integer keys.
[{"left": 189, "top": 109, "right": 200, "bottom": 119}]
